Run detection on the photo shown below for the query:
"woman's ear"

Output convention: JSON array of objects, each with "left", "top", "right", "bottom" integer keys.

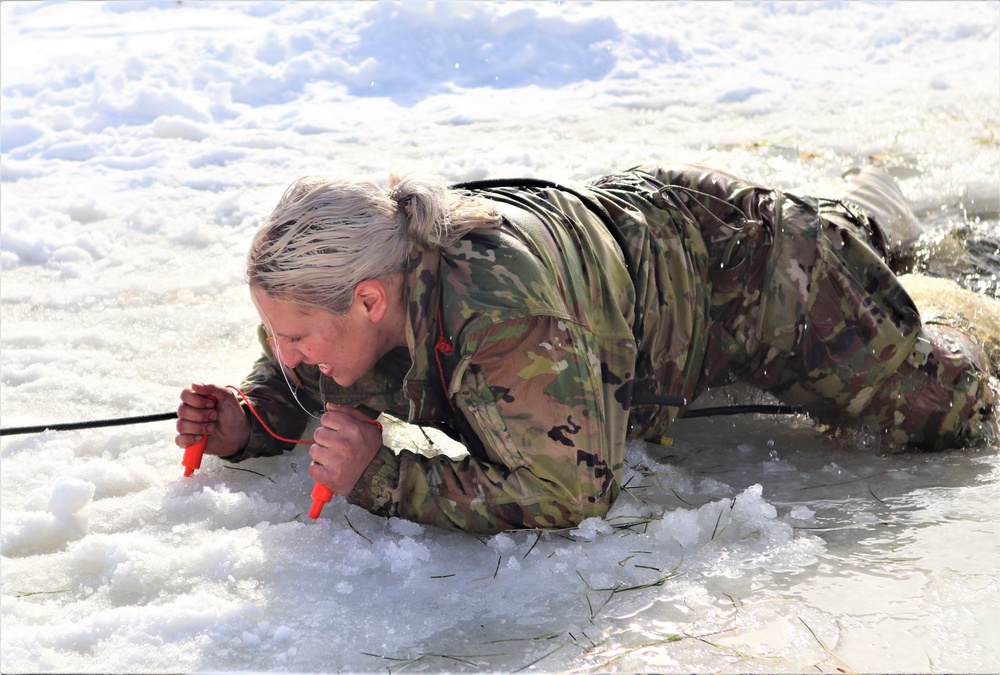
[{"left": 353, "top": 279, "right": 388, "bottom": 322}]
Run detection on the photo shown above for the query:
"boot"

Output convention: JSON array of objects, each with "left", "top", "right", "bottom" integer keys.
[
  {"left": 898, "top": 273, "right": 1000, "bottom": 377},
  {"left": 836, "top": 167, "right": 927, "bottom": 251}
]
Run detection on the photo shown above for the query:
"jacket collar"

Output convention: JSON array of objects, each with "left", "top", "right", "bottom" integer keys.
[{"left": 402, "top": 245, "right": 452, "bottom": 422}]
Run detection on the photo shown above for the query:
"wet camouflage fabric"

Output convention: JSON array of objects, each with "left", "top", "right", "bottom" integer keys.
[{"left": 228, "top": 164, "right": 998, "bottom": 533}]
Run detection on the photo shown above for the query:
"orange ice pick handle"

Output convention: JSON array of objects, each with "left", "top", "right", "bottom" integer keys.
[
  {"left": 180, "top": 387, "right": 382, "bottom": 517},
  {"left": 182, "top": 395, "right": 216, "bottom": 477},
  {"left": 309, "top": 482, "right": 334, "bottom": 519},
  {"left": 182, "top": 437, "right": 207, "bottom": 477}
]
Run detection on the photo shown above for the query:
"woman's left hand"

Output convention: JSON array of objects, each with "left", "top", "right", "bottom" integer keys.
[{"left": 307, "top": 404, "right": 383, "bottom": 495}]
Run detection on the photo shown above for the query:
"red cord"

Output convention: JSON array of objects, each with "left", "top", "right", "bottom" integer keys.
[
  {"left": 226, "top": 385, "right": 314, "bottom": 445},
  {"left": 224, "top": 385, "right": 382, "bottom": 443},
  {"left": 222, "top": 385, "right": 382, "bottom": 521}
]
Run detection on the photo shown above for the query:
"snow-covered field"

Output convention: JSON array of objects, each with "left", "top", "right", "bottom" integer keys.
[{"left": 2, "top": 1, "right": 998, "bottom": 672}]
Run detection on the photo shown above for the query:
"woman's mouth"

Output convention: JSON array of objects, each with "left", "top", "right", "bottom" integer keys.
[{"left": 318, "top": 363, "right": 333, "bottom": 377}]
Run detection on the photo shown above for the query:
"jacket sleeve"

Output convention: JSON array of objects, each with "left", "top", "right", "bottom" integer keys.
[
  {"left": 221, "top": 325, "right": 321, "bottom": 463},
  {"left": 347, "top": 315, "right": 632, "bottom": 533}
]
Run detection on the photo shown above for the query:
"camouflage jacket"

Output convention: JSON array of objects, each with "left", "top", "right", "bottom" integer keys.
[{"left": 229, "top": 165, "right": 781, "bottom": 533}]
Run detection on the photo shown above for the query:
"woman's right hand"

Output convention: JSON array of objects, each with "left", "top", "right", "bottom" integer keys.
[{"left": 175, "top": 383, "right": 249, "bottom": 457}]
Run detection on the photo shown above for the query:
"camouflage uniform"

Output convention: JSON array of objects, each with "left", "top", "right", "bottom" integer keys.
[{"left": 227, "top": 165, "right": 997, "bottom": 533}]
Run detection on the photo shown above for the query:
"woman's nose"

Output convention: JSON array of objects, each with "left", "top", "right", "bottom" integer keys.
[{"left": 276, "top": 341, "right": 303, "bottom": 369}]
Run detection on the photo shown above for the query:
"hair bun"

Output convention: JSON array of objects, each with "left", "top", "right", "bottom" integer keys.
[{"left": 387, "top": 173, "right": 453, "bottom": 248}]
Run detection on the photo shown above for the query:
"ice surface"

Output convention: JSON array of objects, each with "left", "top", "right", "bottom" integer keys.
[{"left": 2, "top": 1, "right": 999, "bottom": 673}]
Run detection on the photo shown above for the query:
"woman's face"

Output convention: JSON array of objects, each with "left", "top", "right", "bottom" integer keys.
[{"left": 250, "top": 286, "right": 382, "bottom": 388}]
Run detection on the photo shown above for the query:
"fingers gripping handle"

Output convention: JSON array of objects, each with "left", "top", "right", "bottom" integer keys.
[
  {"left": 180, "top": 389, "right": 382, "bottom": 520},
  {"left": 308, "top": 417, "right": 383, "bottom": 519}
]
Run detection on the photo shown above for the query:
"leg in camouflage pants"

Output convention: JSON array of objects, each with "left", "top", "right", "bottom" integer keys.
[{"left": 705, "top": 173, "right": 997, "bottom": 450}]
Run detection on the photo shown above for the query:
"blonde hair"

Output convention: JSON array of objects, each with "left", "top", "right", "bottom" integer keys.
[{"left": 246, "top": 173, "right": 501, "bottom": 313}]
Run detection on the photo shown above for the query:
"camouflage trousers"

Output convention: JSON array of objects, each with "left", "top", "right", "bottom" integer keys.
[{"left": 701, "top": 189, "right": 997, "bottom": 450}]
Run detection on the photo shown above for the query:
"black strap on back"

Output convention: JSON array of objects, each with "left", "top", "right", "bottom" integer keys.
[{"left": 452, "top": 178, "right": 686, "bottom": 409}]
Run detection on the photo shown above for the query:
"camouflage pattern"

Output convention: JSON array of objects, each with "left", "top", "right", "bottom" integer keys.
[{"left": 227, "top": 164, "right": 998, "bottom": 533}]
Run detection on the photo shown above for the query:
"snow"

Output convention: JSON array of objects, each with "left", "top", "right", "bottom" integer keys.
[{"left": 2, "top": 1, "right": 999, "bottom": 672}]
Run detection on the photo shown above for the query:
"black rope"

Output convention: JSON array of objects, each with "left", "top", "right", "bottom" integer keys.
[
  {"left": 0, "top": 404, "right": 808, "bottom": 438},
  {"left": 680, "top": 404, "right": 806, "bottom": 419},
  {"left": 0, "top": 412, "right": 178, "bottom": 437}
]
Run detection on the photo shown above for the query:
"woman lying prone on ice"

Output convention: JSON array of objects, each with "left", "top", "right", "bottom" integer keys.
[{"left": 175, "top": 164, "right": 999, "bottom": 533}]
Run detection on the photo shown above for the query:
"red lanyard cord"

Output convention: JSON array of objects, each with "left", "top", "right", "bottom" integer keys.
[
  {"left": 225, "top": 385, "right": 315, "bottom": 444},
  {"left": 189, "top": 385, "right": 382, "bottom": 521},
  {"left": 226, "top": 384, "right": 383, "bottom": 442}
]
